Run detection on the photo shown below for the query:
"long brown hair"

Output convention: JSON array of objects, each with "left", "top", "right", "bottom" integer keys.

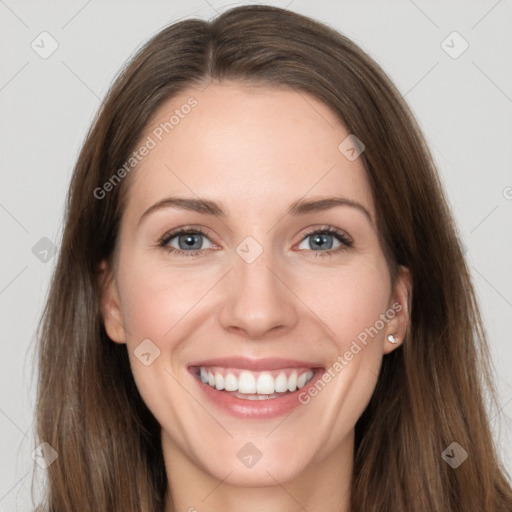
[{"left": 33, "top": 5, "right": 512, "bottom": 511}]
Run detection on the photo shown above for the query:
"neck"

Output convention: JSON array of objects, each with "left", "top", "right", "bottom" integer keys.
[{"left": 162, "top": 430, "right": 353, "bottom": 512}]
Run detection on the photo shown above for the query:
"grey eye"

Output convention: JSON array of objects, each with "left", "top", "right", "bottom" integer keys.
[
  {"left": 298, "top": 232, "right": 342, "bottom": 251},
  {"left": 168, "top": 232, "right": 213, "bottom": 251}
]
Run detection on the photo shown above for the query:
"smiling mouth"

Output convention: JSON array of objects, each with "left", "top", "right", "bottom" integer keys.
[{"left": 191, "top": 366, "right": 317, "bottom": 400}]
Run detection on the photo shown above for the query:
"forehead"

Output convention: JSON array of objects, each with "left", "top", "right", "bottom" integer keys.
[{"left": 124, "top": 81, "right": 374, "bottom": 222}]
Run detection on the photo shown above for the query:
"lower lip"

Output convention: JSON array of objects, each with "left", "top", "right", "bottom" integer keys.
[{"left": 189, "top": 368, "right": 324, "bottom": 419}]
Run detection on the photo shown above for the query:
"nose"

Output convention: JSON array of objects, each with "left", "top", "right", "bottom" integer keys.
[{"left": 218, "top": 249, "right": 299, "bottom": 340}]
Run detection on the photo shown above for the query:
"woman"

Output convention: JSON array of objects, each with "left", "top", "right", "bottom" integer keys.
[{"left": 34, "top": 4, "right": 512, "bottom": 511}]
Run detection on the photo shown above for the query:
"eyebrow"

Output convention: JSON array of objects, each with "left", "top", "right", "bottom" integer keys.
[{"left": 137, "top": 196, "right": 374, "bottom": 227}]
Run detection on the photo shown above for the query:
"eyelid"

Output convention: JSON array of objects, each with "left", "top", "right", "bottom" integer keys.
[
  {"left": 158, "top": 225, "right": 217, "bottom": 249},
  {"left": 158, "top": 224, "right": 353, "bottom": 257},
  {"left": 296, "top": 225, "right": 353, "bottom": 246}
]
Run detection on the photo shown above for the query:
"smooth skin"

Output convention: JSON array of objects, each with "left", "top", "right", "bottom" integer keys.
[{"left": 101, "top": 81, "right": 412, "bottom": 512}]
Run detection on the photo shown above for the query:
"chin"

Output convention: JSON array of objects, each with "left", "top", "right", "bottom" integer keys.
[{"left": 191, "top": 433, "right": 315, "bottom": 487}]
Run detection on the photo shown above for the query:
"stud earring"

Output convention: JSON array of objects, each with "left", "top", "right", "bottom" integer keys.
[{"left": 387, "top": 334, "right": 398, "bottom": 344}]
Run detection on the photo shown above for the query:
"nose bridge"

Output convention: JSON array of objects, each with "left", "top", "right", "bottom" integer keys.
[{"left": 218, "top": 237, "right": 298, "bottom": 338}]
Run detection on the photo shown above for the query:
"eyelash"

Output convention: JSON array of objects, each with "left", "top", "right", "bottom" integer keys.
[{"left": 157, "top": 225, "right": 353, "bottom": 258}]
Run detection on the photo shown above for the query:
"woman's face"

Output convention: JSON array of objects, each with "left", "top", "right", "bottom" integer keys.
[{"left": 102, "top": 81, "right": 410, "bottom": 488}]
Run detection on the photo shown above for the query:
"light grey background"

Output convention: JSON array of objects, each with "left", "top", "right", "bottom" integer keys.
[{"left": 1, "top": 0, "right": 511, "bottom": 509}]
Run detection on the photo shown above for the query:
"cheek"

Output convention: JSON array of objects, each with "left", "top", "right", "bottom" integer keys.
[
  {"left": 294, "top": 257, "right": 391, "bottom": 344},
  {"left": 118, "top": 252, "right": 219, "bottom": 343},
  {"left": 118, "top": 247, "right": 392, "bottom": 351},
  {"left": 114, "top": 255, "right": 210, "bottom": 426},
  {"left": 289, "top": 260, "right": 391, "bottom": 452}
]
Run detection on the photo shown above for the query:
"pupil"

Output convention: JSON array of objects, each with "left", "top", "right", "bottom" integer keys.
[
  {"left": 179, "top": 234, "right": 201, "bottom": 250},
  {"left": 176, "top": 233, "right": 334, "bottom": 251},
  {"left": 312, "top": 233, "right": 333, "bottom": 250}
]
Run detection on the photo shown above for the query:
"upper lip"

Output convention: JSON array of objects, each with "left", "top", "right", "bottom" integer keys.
[{"left": 188, "top": 357, "right": 323, "bottom": 372}]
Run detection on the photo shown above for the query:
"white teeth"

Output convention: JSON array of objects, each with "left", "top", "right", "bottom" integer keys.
[
  {"left": 303, "top": 371, "right": 314, "bottom": 387},
  {"left": 256, "top": 373, "right": 275, "bottom": 394},
  {"left": 224, "top": 373, "right": 238, "bottom": 392},
  {"left": 297, "top": 372, "right": 307, "bottom": 389},
  {"left": 198, "top": 367, "right": 316, "bottom": 395},
  {"left": 274, "top": 372, "right": 288, "bottom": 393},
  {"left": 215, "top": 372, "right": 224, "bottom": 391},
  {"left": 287, "top": 371, "right": 298, "bottom": 392},
  {"left": 238, "top": 371, "right": 256, "bottom": 394}
]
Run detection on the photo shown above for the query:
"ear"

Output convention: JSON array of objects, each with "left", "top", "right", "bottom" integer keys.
[
  {"left": 98, "top": 260, "right": 127, "bottom": 344},
  {"left": 383, "top": 265, "right": 412, "bottom": 354}
]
